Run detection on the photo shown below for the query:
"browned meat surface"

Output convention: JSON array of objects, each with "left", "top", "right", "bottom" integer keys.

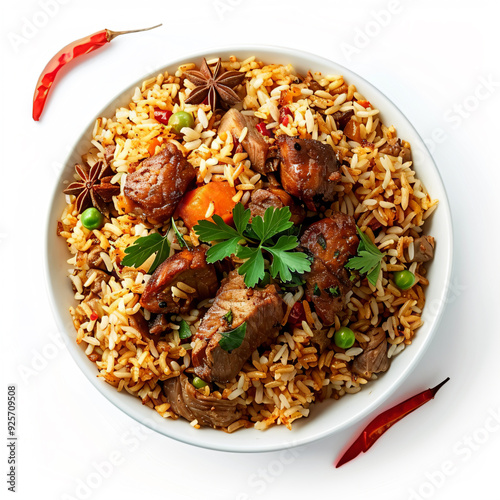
[
  {"left": 128, "top": 311, "right": 152, "bottom": 341},
  {"left": 163, "top": 374, "right": 241, "bottom": 427},
  {"left": 218, "top": 108, "right": 269, "bottom": 174},
  {"left": 140, "top": 246, "right": 218, "bottom": 314},
  {"left": 300, "top": 213, "right": 358, "bottom": 325},
  {"left": 104, "top": 144, "right": 115, "bottom": 164},
  {"left": 378, "top": 138, "right": 412, "bottom": 163},
  {"left": 352, "top": 328, "right": 390, "bottom": 378},
  {"left": 248, "top": 188, "right": 305, "bottom": 225},
  {"left": 148, "top": 314, "right": 169, "bottom": 335},
  {"left": 332, "top": 110, "right": 354, "bottom": 131},
  {"left": 192, "top": 271, "right": 284, "bottom": 384},
  {"left": 84, "top": 269, "right": 109, "bottom": 295},
  {"left": 303, "top": 71, "right": 323, "bottom": 91},
  {"left": 123, "top": 143, "right": 195, "bottom": 224},
  {"left": 407, "top": 235, "right": 435, "bottom": 263},
  {"left": 277, "top": 135, "right": 341, "bottom": 210},
  {"left": 76, "top": 246, "right": 106, "bottom": 271}
]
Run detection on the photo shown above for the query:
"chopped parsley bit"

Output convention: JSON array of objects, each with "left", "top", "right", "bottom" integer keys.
[
  {"left": 313, "top": 283, "right": 322, "bottom": 296},
  {"left": 171, "top": 217, "right": 189, "bottom": 248},
  {"left": 194, "top": 204, "right": 311, "bottom": 288},
  {"left": 219, "top": 322, "right": 247, "bottom": 352},
  {"left": 121, "top": 231, "right": 171, "bottom": 273},
  {"left": 223, "top": 309, "right": 233, "bottom": 326},
  {"left": 328, "top": 286, "right": 340, "bottom": 297},
  {"left": 345, "top": 227, "right": 385, "bottom": 287},
  {"left": 178, "top": 319, "right": 192, "bottom": 339},
  {"left": 334, "top": 250, "right": 341, "bottom": 258},
  {"left": 317, "top": 233, "right": 327, "bottom": 250}
]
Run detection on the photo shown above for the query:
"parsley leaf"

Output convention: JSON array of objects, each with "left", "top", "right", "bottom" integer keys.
[
  {"left": 171, "top": 218, "right": 188, "bottom": 249},
  {"left": 179, "top": 320, "right": 192, "bottom": 339},
  {"left": 219, "top": 322, "right": 247, "bottom": 352},
  {"left": 237, "top": 246, "right": 266, "bottom": 288},
  {"left": 313, "top": 283, "right": 321, "bottom": 296},
  {"left": 121, "top": 232, "right": 170, "bottom": 273},
  {"left": 251, "top": 206, "right": 293, "bottom": 242},
  {"left": 195, "top": 204, "right": 311, "bottom": 288},
  {"left": 346, "top": 227, "right": 384, "bottom": 286},
  {"left": 266, "top": 236, "right": 311, "bottom": 283},
  {"left": 328, "top": 286, "right": 340, "bottom": 297},
  {"left": 223, "top": 309, "right": 233, "bottom": 326}
]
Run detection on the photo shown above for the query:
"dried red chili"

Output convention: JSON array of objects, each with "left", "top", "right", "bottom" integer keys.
[
  {"left": 256, "top": 122, "right": 271, "bottom": 137},
  {"left": 335, "top": 377, "right": 450, "bottom": 467},
  {"left": 32, "top": 24, "right": 162, "bottom": 121}
]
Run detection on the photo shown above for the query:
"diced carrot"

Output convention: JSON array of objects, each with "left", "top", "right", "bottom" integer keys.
[
  {"left": 357, "top": 100, "right": 371, "bottom": 109},
  {"left": 177, "top": 181, "right": 237, "bottom": 230},
  {"left": 148, "top": 138, "right": 160, "bottom": 157}
]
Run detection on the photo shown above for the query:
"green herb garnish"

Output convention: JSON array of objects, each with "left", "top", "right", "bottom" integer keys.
[
  {"left": 223, "top": 309, "right": 233, "bottom": 326},
  {"left": 179, "top": 319, "right": 192, "bottom": 339},
  {"left": 345, "top": 227, "right": 385, "bottom": 287},
  {"left": 194, "top": 204, "right": 311, "bottom": 288},
  {"left": 317, "top": 234, "right": 327, "bottom": 250},
  {"left": 171, "top": 217, "right": 189, "bottom": 249},
  {"left": 219, "top": 322, "right": 247, "bottom": 352},
  {"left": 313, "top": 283, "right": 321, "bottom": 296},
  {"left": 121, "top": 232, "right": 170, "bottom": 273},
  {"left": 328, "top": 286, "right": 340, "bottom": 297}
]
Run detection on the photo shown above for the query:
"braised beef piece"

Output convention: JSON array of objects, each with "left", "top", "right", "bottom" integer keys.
[
  {"left": 332, "top": 110, "right": 354, "bottom": 131},
  {"left": 303, "top": 71, "right": 323, "bottom": 92},
  {"left": 78, "top": 245, "right": 106, "bottom": 271},
  {"left": 104, "top": 144, "right": 116, "bottom": 164},
  {"left": 163, "top": 374, "right": 241, "bottom": 428},
  {"left": 123, "top": 143, "right": 195, "bottom": 224},
  {"left": 84, "top": 269, "right": 109, "bottom": 295},
  {"left": 300, "top": 213, "right": 358, "bottom": 325},
  {"left": 140, "top": 246, "right": 218, "bottom": 314},
  {"left": 277, "top": 135, "right": 341, "bottom": 211},
  {"left": 248, "top": 188, "right": 305, "bottom": 225},
  {"left": 128, "top": 311, "right": 152, "bottom": 341},
  {"left": 406, "top": 235, "right": 435, "bottom": 263},
  {"left": 148, "top": 314, "right": 170, "bottom": 335},
  {"left": 378, "top": 138, "right": 412, "bottom": 163},
  {"left": 192, "top": 270, "right": 284, "bottom": 384},
  {"left": 352, "top": 327, "right": 390, "bottom": 378},
  {"left": 218, "top": 108, "right": 269, "bottom": 174}
]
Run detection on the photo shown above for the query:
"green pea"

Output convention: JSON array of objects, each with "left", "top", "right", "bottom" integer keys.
[
  {"left": 81, "top": 207, "right": 104, "bottom": 230},
  {"left": 334, "top": 326, "right": 356, "bottom": 349},
  {"left": 192, "top": 377, "right": 208, "bottom": 389},
  {"left": 168, "top": 111, "right": 194, "bottom": 133},
  {"left": 393, "top": 270, "right": 415, "bottom": 290}
]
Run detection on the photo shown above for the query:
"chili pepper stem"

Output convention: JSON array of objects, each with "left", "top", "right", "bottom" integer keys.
[
  {"left": 430, "top": 376, "right": 450, "bottom": 396},
  {"left": 107, "top": 24, "right": 162, "bottom": 41}
]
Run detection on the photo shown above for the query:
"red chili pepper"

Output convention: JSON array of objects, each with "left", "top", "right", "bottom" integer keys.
[
  {"left": 357, "top": 100, "right": 371, "bottom": 109},
  {"left": 335, "top": 377, "right": 450, "bottom": 468},
  {"left": 256, "top": 122, "right": 271, "bottom": 137},
  {"left": 32, "top": 24, "right": 162, "bottom": 121},
  {"left": 288, "top": 301, "right": 306, "bottom": 327},
  {"left": 279, "top": 106, "right": 293, "bottom": 126},
  {"left": 90, "top": 312, "right": 98, "bottom": 321},
  {"left": 153, "top": 108, "right": 172, "bottom": 125}
]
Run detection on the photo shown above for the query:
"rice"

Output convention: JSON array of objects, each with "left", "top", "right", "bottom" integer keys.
[{"left": 58, "top": 56, "right": 437, "bottom": 432}]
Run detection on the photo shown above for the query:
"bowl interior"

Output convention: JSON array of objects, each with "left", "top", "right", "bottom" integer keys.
[{"left": 45, "top": 45, "right": 453, "bottom": 452}]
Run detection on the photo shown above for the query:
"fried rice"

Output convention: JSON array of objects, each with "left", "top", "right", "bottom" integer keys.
[{"left": 58, "top": 55, "right": 438, "bottom": 432}]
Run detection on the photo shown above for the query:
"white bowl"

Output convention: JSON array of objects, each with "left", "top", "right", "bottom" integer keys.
[{"left": 45, "top": 45, "right": 453, "bottom": 453}]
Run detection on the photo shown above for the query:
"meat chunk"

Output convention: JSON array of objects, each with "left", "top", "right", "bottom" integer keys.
[
  {"left": 218, "top": 108, "right": 269, "bottom": 174},
  {"left": 140, "top": 246, "right": 218, "bottom": 314},
  {"left": 277, "top": 135, "right": 341, "bottom": 210},
  {"left": 248, "top": 188, "right": 305, "bottom": 225},
  {"left": 192, "top": 271, "right": 284, "bottom": 384},
  {"left": 84, "top": 269, "right": 109, "bottom": 295},
  {"left": 407, "top": 235, "right": 435, "bottom": 263},
  {"left": 300, "top": 213, "right": 358, "bottom": 325},
  {"left": 378, "top": 138, "right": 412, "bottom": 163},
  {"left": 104, "top": 144, "right": 116, "bottom": 164},
  {"left": 352, "top": 328, "right": 390, "bottom": 378},
  {"left": 332, "top": 110, "right": 354, "bottom": 131},
  {"left": 148, "top": 314, "right": 169, "bottom": 335},
  {"left": 123, "top": 143, "right": 195, "bottom": 224},
  {"left": 128, "top": 311, "right": 152, "bottom": 341},
  {"left": 163, "top": 374, "right": 241, "bottom": 428}
]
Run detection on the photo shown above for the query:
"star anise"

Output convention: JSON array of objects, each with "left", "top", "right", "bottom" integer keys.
[
  {"left": 184, "top": 58, "right": 245, "bottom": 111},
  {"left": 63, "top": 161, "right": 120, "bottom": 215}
]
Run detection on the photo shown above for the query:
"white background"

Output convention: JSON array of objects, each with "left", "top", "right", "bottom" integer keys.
[{"left": 2, "top": 0, "right": 500, "bottom": 499}]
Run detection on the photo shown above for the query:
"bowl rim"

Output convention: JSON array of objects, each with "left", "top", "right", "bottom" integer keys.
[{"left": 45, "top": 43, "right": 453, "bottom": 453}]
